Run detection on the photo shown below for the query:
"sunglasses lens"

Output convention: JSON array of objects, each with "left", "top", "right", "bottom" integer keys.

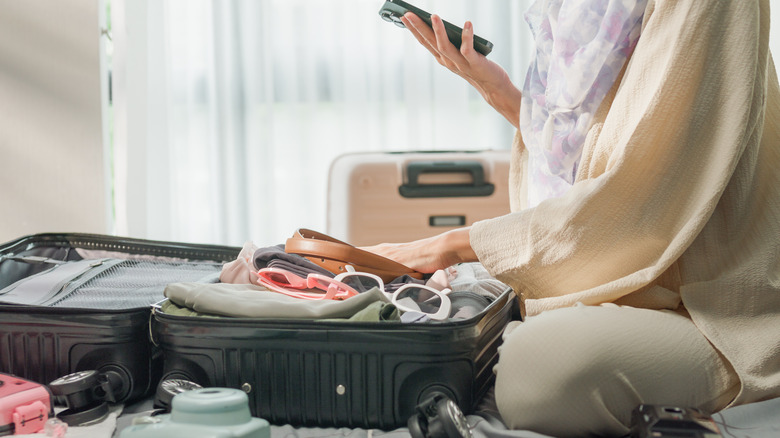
[
  {"left": 395, "top": 287, "right": 444, "bottom": 315},
  {"left": 339, "top": 275, "right": 382, "bottom": 293},
  {"left": 265, "top": 271, "right": 291, "bottom": 285}
]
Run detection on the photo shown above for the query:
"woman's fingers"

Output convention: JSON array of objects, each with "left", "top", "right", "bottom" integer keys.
[
  {"left": 361, "top": 228, "right": 477, "bottom": 274},
  {"left": 429, "top": 16, "right": 463, "bottom": 60},
  {"left": 401, "top": 13, "right": 441, "bottom": 60},
  {"left": 460, "top": 21, "right": 480, "bottom": 63},
  {"left": 397, "top": 12, "right": 521, "bottom": 128},
  {"left": 430, "top": 15, "right": 471, "bottom": 71},
  {"left": 401, "top": 12, "right": 497, "bottom": 95},
  {"left": 402, "top": 13, "right": 468, "bottom": 73}
]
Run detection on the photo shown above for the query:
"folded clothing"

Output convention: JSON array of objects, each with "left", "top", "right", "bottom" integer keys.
[
  {"left": 254, "top": 243, "right": 334, "bottom": 278},
  {"left": 448, "top": 262, "right": 509, "bottom": 300},
  {"left": 164, "top": 282, "right": 392, "bottom": 319},
  {"left": 167, "top": 262, "right": 511, "bottom": 322}
]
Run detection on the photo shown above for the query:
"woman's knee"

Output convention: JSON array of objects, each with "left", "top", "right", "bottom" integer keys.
[
  {"left": 493, "top": 305, "right": 737, "bottom": 437},
  {"left": 495, "top": 306, "right": 635, "bottom": 436}
]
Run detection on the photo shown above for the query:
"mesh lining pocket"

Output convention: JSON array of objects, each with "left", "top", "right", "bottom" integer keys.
[{"left": 48, "top": 259, "right": 222, "bottom": 309}]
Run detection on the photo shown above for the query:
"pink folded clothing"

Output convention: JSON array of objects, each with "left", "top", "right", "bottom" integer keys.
[{"left": 219, "top": 242, "right": 262, "bottom": 285}]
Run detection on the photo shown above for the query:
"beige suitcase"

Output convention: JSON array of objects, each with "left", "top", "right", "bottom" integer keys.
[{"left": 326, "top": 150, "right": 511, "bottom": 246}]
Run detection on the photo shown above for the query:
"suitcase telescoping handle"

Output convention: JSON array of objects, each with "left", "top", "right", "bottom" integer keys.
[{"left": 399, "top": 161, "right": 495, "bottom": 198}]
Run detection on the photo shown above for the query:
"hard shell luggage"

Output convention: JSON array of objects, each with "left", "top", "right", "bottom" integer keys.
[
  {"left": 326, "top": 150, "right": 511, "bottom": 246},
  {"left": 152, "top": 264, "right": 521, "bottom": 430},
  {"left": 0, "top": 233, "right": 238, "bottom": 403}
]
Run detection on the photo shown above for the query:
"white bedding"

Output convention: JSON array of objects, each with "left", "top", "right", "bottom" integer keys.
[{"left": 105, "top": 390, "right": 780, "bottom": 438}]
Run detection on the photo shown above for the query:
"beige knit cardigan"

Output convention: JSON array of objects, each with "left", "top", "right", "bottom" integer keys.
[{"left": 471, "top": 0, "right": 780, "bottom": 406}]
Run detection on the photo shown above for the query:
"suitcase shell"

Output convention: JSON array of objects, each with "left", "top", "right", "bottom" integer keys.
[
  {"left": 326, "top": 150, "right": 511, "bottom": 246},
  {"left": 152, "top": 283, "right": 520, "bottom": 430},
  {"left": 0, "top": 233, "right": 238, "bottom": 403}
]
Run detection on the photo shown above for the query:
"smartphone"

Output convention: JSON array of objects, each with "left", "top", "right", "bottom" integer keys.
[
  {"left": 631, "top": 405, "right": 723, "bottom": 438},
  {"left": 378, "top": 0, "right": 494, "bottom": 56}
]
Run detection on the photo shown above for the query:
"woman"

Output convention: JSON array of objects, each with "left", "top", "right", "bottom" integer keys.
[{"left": 366, "top": 1, "right": 780, "bottom": 436}]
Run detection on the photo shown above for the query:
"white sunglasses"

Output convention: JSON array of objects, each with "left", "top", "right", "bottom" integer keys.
[{"left": 334, "top": 268, "right": 452, "bottom": 321}]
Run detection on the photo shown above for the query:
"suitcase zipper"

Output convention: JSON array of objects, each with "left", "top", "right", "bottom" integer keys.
[{"left": 68, "top": 239, "right": 236, "bottom": 261}]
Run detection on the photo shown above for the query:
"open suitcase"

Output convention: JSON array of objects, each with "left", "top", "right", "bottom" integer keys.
[
  {"left": 0, "top": 233, "right": 238, "bottom": 404},
  {"left": 0, "top": 232, "right": 520, "bottom": 431},
  {"left": 152, "top": 262, "right": 520, "bottom": 430},
  {"left": 327, "top": 150, "right": 511, "bottom": 246}
]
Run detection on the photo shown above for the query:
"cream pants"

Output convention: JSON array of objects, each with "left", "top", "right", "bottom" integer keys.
[{"left": 494, "top": 304, "right": 740, "bottom": 437}]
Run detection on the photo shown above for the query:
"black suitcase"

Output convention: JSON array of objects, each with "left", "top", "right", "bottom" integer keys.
[
  {"left": 152, "top": 268, "right": 520, "bottom": 429},
  {"left": 0, "top": 233, "right": 238, "bottom": 403}
]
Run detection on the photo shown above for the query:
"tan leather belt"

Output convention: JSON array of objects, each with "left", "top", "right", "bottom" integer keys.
[{"left": 284, "top": 229, "right": 423, "bottom": 282}]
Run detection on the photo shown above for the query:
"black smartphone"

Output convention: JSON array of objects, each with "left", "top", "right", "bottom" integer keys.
[
  {"left": 631, "top": 405, "right": 723, "bottom": 438},
  {"left": 378, "top": 0, "right": 494, "bottom": 56}
]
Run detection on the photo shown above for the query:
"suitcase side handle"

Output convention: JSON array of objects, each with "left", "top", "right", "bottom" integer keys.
[{"left": 399, "top": 161, "right": 495, "bottom": 198}]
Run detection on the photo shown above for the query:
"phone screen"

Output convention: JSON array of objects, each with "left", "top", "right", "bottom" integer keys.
[{"left": 378, "top": 0, "right": 494, "bottom": 56}]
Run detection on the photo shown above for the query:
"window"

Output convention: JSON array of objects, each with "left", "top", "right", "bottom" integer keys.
[{"left": 110, "top": 0, "right": 534, "bottom": 245}]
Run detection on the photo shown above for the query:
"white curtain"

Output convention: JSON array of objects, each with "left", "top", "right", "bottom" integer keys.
[{"left": 112, "top": 0, "right": 534, "bottom": 246}]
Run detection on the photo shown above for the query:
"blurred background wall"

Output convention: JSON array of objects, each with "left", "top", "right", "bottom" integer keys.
[{"left": 0, "top": 0, "right": 108, "bottom": 243}]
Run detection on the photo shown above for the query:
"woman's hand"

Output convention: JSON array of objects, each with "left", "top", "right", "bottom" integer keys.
[
  {"left": 401, "top": 13, "right": 522, "bottom": 129},
  {"left": 362, "top": 227, "right": 478, "bottom": 274}
]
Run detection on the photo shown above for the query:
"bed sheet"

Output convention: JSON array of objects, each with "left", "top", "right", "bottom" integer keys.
[
  {"left": 103, "top": 390, "right": 780, "bottom": 438},
  {"left": 15, "top": 391, "right": 775, "bottom": 437}
]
